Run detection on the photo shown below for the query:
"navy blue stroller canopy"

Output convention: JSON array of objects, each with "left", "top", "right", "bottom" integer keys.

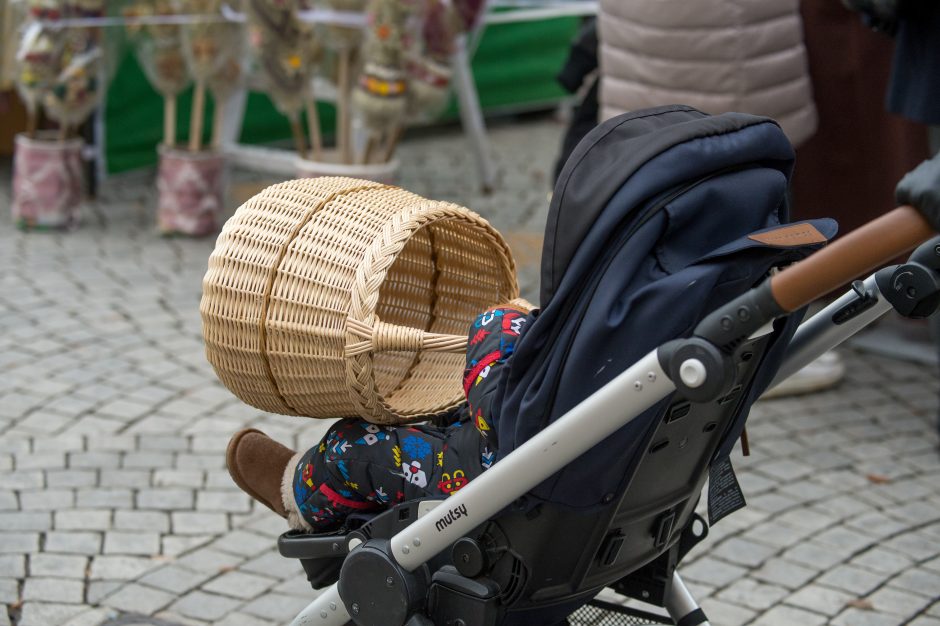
[{"left": 497, "top": 105, "right": 837, "bottom": 509}]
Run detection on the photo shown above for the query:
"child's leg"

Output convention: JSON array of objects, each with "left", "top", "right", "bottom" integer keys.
[{"left": 284, "top": 417, "right": 486, "bottom": 532}]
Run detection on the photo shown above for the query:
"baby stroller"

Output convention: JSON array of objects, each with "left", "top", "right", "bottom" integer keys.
[{"left": 271, "top": 105, "right": 940, "bottom": 626}]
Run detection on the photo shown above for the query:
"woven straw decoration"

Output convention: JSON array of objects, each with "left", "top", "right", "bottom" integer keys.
[{"left": 201, "top": 176, "right": 519, "bottom": 424}]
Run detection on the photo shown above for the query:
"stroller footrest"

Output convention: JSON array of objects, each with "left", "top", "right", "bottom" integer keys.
[
  {"left": 278, "top": 530, "right": 348, "bottom": 590},
  {"left": 278, "top": 529, "right": 349, "bottom": 560}
]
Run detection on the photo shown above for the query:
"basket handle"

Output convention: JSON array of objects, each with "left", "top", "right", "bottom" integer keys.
[{"left": 345, "top": 318, "right": 468, "bottom": 356}]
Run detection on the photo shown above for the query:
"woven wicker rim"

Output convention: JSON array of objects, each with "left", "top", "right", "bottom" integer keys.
[
  {"left": 343, "top": 199, "right": 518, "bottom": 421},
  {"left": 202, "top": 177, "right": 519, "bottom": 424}
]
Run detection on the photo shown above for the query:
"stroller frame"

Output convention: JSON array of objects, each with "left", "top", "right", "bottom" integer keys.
[{"left": 288, "top": 207, "right": 939, "bottom": 626}]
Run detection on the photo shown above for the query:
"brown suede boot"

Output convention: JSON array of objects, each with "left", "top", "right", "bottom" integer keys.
[{"left": 226, "top": 429, "right": 295, "bottom": 518}]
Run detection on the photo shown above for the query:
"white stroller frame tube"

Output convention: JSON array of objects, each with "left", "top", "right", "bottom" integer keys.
[{"left": 290, "top": 350, "right": 676, "bottom": 625}]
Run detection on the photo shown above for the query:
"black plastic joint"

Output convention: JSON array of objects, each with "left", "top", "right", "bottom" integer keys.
[
  {"left": 693, "top": 280, "right": 785, "bottom": 353},
  {"left": 338, "top": 539, "right": 429, "bottom": 626},
  {"left": 875, "top": 236, "right": 940, "bottom": 319},
  {"left": 659, "top": 338, "right": 736, "bottom": 403}
]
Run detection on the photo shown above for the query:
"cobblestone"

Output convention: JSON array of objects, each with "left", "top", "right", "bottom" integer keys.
[
  {"left": 170, "top": 590, "right": 242, "bottom": 621},
  {"left": 22, "top": 577, "right": 85, "bottom": 604},
  {"left": 1, "top": 117, "right": 939, "bottom": 625},
  {"left": 29, "top": 553, "right": 88, "bottom": 579}
]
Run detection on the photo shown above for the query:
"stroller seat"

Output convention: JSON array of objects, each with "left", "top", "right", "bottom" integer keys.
[{"left": 271, "top": 105, "right": 940, "bottom": 626}]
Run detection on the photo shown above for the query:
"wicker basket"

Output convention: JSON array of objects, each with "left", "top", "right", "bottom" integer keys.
[{"left": 201, "top": 176, "right": 519, "bottom": 424}]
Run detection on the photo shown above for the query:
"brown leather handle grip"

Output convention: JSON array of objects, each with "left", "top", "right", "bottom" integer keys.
[{"left": 770, "top": 206, "right": 935, "bottom": 312}]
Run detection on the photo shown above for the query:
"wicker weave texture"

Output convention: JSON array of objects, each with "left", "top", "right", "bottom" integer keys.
[{"left": 201, "top": 177, "right": 519, "bottom": 424}]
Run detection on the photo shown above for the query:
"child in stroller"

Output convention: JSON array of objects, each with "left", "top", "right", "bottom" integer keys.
[{"left": 227, "top": 300, "right": 531, "bottom": 533}]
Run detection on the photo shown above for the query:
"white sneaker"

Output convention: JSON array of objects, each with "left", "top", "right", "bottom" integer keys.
[{"left": 762, "top": 351, "right": 845, "bottom": 399}]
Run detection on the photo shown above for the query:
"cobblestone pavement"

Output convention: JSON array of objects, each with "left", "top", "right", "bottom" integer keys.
[{"left": 1, "top": 115, "right": 939, "bottom": 626}]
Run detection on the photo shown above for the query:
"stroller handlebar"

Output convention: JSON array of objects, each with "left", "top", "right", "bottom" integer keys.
[{"left": 770, "top": 205, "right": 935, "bottom": 313}]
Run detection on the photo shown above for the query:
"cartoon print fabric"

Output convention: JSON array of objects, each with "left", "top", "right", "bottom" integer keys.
[{"left": 291, "top": 305, "right": 528, "bottom": 531}]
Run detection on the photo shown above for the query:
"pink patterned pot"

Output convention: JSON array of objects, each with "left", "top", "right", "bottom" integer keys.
[
  {"left": 12, "top": 133, "right": 84, "bottom": 230},
  {"left": 157, "top": 147, "right": 225, "bottom": 237}
]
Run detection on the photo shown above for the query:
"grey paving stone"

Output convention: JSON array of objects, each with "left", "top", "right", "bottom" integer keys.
[
  {"left": 174, "top": 548, "right": 245, "bottom": 574},
  {"left": 88, "top": 555, "right": 160, "bottom": 581},
  {"left": 171, "top": 512, "right": 229, "bottom": 535},
  {"left": 60, "top": 607, "right": 114, "bottom": 626},
  {"left": 0, "top": 491, "right": 17, "bottom": 510},
  {"left": 884, "top": 531, "right": 940, "bottom": 560},
  {"left": 68, "top": 452, "right": 122, "bottom": 471},
  {"left": 114, "top": 510, "right": 170, "bottom": 533},
  {"left": 710, "top": 537, "right": 778, "bottom": 569},
  {"left": 697, "top": 598, "right": 756, "bottom": 626},
  {"left": 0, "top": 512, "right": 51, "bottom": 532},
  {"left": 162, "top": 534, "right": 215, "bottom": 557},
  {"left": 169, "top": 590, "right": 242, "bottom": 621},
  {"left": 137, "top": 488, "right": 195, "bottom": 510},
  {"left": 201, "top": 571, "right": 275, "bottom": 599},
  {"left": 750, "top": 557, "right": 818, "bottom": 590},
  {"left": 784, "top": 584, "right": 854, "bottom": 616},
  {"left": 743, "top": 521, "right": 814, "bottom": 550},
  {"left": 0, "top": 578, "right": 19, "bottom": 604},
  {"left": 17, "top": 602, "right": 87, "bottom": 626},
  {"left": 240, "top": 592, "right": 312, "bottom": 622},
  {"left": 753, "top": 605, "right": 828, "bottom": 626},
  {"left": 29, "top": 554, "right": 88, "bottom": 579},
  {"left": 22, "top": 577, "right": 85, "bottom": 604},
  {"left": 15, "top": 451, "right": 67, "bottom": 470},
  {"left": 0, "top": 555, "right": 26, "bottom": 578},
  {"left": 75, "top": 488, "right": 133, "bottom": 509},
  {"left": 866, "top": 586, "right": 932, "bottom": 618},
  {"left": 44, "top": 531, "right": 102, "bottom": 555},
  {"left": 196, "top": 492, "right": 251, "bottom": 514},
  {"left": 783, "top": 541, "right": 850, "bottom": 570},
  {"left": 813, "top": 526, "right": 878, "bottom": 554},
  {"left": 717, "top": 578, "right": 788, "bottom": 611},
  {"left": 236, "top": 551, "right": 295, "bottom": 579},
  {"left": 211, "top": 612, "right": 271, "bottom": 626},
  {"left": 138, "top": 565, "right": 214, "bottom": 595},
  {"left": 0, "top": 532, "right": 40, "bottom": 554},
  {"left": 153, "top": 470, "right": 204, "bottom": 489},
  {"left": 54, "top": 509, "right": 112, "bottom": 531},
  {"left": 205, "top": 531, "right": 272, "bottom": 559},
  {"left": 101, "top": 583, "right": 175, "bottom": 614},
  {"left": 832, "top": 607, "right": 904, "bottom": 626},
  {"left": 889, "top": 567, "right": 940, "bottom": 598},
  {"left": 98, "top": 469, "right": 152, "bottom": 489},
  {"left": 817, "top": 564, "right": 890, "bottom": 596},
  {"left": 85, "top": 580, "right": 122, "bottom": 605},
  {"left": 851, "top": 547, "right": 915, "bottom": 575},
  {"left": 19, "top": 489, "right": 76, "bottom": 511},
  {"left": 269, "top": 575, "right": 316, "bottom": 598},
  {"left": 123, "top": 452, "right": 174, "bottom": 470},
  {"left": 103, "top": 530, "right": 161, "bottom": 556},
  {"left": 0, "top": 471, "right": 44, "bottom": 490},
  {"left": 45, "top": 469, "right": 98, "bottom": 488}
]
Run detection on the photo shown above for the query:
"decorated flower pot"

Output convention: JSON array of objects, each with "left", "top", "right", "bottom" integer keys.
[
  {"left": 156, "top": 146, "right": 224, "bottom": 236},
  {"left": 11, "top": 132, "right": 84, "bottom": 230}
]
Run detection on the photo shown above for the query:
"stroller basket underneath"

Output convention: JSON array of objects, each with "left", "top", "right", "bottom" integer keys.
[{"left": 569, "top": 599, "right": 672, "bottom": 625}]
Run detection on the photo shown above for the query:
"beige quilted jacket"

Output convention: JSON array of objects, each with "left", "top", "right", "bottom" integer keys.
[{"left": 598, "top": 0, "right": 818, "bottom": 147}]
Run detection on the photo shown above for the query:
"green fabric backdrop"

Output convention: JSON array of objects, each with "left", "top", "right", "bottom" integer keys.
[{"left": 104, "top": 16, "right": 579, "bottom": 174}]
